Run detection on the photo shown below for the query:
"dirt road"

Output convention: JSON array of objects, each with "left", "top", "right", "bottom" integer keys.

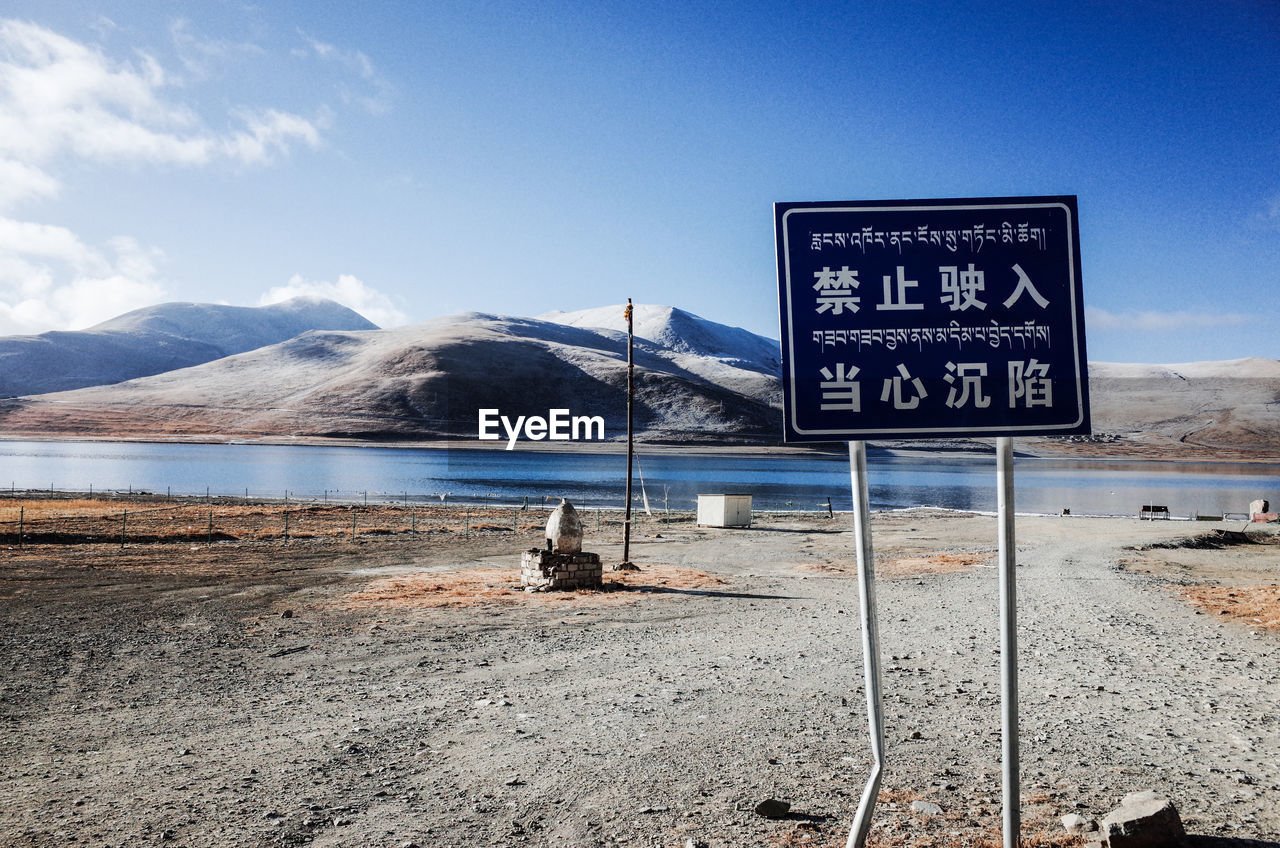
[{"left": 2, "top": 506, "right": 1277, "bottom": 847}]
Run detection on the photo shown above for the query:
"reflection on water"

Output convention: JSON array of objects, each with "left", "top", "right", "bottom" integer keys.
[{"left": 0, "top": 440, "right": 1274, "bottom": 518}]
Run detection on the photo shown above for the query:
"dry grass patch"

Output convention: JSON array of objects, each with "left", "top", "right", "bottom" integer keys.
[
  {"left": 764, "top": 785, "right": 1081, "bottom": 848},
  {"left": 0, "top": 497, "right": 539, "bottom": 545},
  {"left": 798, "top": 552, "right": 989, "bottom": 579},
  {"left": 768, "top": 821, "right": 1077, "bottom": 848},
  {"left": 344, "top": 562, "right": 728, "bottom": 609},
  {"left": 878, "top": 553, "right": 990, "bottom": 579},
  {"left": 1180, "top": 584, "right": 1280, "bottom": 629},
  {"left": 0, "top": 498, "right": 126, "bottom": 520},
  {"left": 861, "top": 832, "right": 1081, "bottom": 848},
  {"left": 347, "top": 567, "right": 525, "bottom": 608}
]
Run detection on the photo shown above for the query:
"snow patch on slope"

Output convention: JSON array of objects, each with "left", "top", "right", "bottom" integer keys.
[
  {"left": 1090, "top": 358, "right": 1280, "bottom": 380},
  {"left": 0, "top": 297, "right": 378, "bottom": 397},
  {"left": 1, "top": 310, "right": 783, "bottom": 442},
  {"left": 542, "top": 303, "right": 781, "bottom": 375}
]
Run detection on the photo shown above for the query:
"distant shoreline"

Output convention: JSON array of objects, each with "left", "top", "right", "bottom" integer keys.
[{"left": 0, "top": 432, "right": 1277, "bottom": 464}]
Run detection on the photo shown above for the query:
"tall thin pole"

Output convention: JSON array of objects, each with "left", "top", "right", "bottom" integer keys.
[
  {"left": 997, "top": 436, "right": 1020, "bottom": 847},
  {"left": 622, "top": 298, "right": 635, "bottom": 567},
  {"left": 845, "top": 440, "right": 884, "bottom": 848}
]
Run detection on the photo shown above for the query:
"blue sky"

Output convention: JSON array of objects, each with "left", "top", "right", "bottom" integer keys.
[{"left": 0, "top": 1, "right": 1277, "bottom": 362}]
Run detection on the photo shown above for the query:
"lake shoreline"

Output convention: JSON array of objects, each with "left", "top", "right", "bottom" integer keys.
[
  {"left": 0, "top": 437, "right": 1274, "bottom": 519},
  {"left": 2, "top": 431, "right": 1278, "bottom": 463}
]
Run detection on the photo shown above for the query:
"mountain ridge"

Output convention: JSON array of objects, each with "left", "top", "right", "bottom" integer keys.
[
  {"left": 542, "top": 303, "right": 780, "bottom": 375},
  {"left": 0, "top": 300, "right": 1273, "bottom": 458},
  {"left": 0, "top": 297, "right": 378, "bottom": 398},
  {"left": 0, "top": 310, "right": 781, "bottom": 444}
]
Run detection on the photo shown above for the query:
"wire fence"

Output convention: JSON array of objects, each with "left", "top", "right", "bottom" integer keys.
[
  {"left": 0, "top": 481, "right": 842, "bottom": 513},
  {"left": 0, "top": 489, "right": 753, "bottom": 550}
]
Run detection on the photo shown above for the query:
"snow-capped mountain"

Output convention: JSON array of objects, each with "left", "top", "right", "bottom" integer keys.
[
  {"left": 541, "top": 303, "right": 782, "bottom": 412},
  {"left": 0, "top": 310, "right": 782, "bottom": 443},
  {"left": 542, "top": 303, "right": 780, "bottom": 374},
  {"left": 0, "top": 297, "right": 378, "bottom": 397},
  {"left": 1084, "top": 358, "right": 1280, "bottom": 454},
  {"left": 0, "top": 299, "right": 1275, "bottom": 456}
]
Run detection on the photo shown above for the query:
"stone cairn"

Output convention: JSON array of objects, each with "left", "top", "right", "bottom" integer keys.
[{"left": 521, "top": 500, "right": 602, "bottom": 591}]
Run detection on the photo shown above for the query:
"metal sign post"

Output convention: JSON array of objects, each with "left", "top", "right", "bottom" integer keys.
[
  {"left": 997, "top": 435, "right": 1019, "bottom": 846},
  {"left": 773, "top": 196, "right": 1089, "bottom": 848},
  {"left": 845, "top": 440, "right": 884, "bottom": 848}
]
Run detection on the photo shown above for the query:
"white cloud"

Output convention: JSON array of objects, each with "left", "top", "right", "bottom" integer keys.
[
  {"left": 259, "top": 274, "right": 407, "bottom": 328},
  {"left": 50, "top": 272, "right": 166, "bottom": 331},
  {"left": 1086, "top": 306, "right": 1252, "bottom": 331},
  {"left": 168, "top": 17, "right": 265, "bottom": 81},
  {"left": 0, "top": 18, "right": 331, "bottom": 334},
  {"left": 296, "top": 31, "right": 393, "bottom": 116},
  {"left": 220, "top": 107, "right": 324, "bottom": 163},
  {"left": 0, "top": 220, "right": 167, "bottom": 334},
  {"left": 0, "top": 218, "right": 100, "bottom": 269},
  {"left": 0, "top": 18, "right": 322, "bottom": 188},
  {"left": 0, "top": 158, "right": 60, "bottom": 208}
]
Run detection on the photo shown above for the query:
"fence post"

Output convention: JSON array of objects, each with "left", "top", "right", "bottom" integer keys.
[
  {"left": 18, "top": 506, "right": 23, "bottom": 549},
  {"left": 411, "top": 510, "right": 416, "bottom": 538},
  {"left": 208, "top": 509, "right": 213, "bottom": 544},
  {"left": 352, "top": 511, "right": 357, "bottom": 542},
  {"left": 283, "top": 510, "right": 289, "bottom": 544},
  {"left": 121, "top": 510, "right": 127, "bottom": 547},
  {"left": 464, "top": 510, "right": 470, "bottom": 539}
]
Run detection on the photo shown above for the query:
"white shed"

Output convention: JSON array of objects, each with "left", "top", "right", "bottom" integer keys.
[{"left": 697, "top": 494, "right": 753, "bottom": 528}]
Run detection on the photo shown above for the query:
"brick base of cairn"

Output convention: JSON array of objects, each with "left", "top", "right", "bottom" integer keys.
[{"left": 521, "top": 549, "right": 602, "bottom": 591}]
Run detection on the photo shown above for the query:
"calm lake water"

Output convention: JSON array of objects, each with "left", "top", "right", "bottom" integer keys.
[{"left": 0, "top": 440, "right": 1275, "bottom": 518}]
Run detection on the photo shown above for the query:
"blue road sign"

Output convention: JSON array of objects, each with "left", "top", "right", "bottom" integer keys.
[{"left": 775, "top": 196, "right": 1090, "bottom": 442}]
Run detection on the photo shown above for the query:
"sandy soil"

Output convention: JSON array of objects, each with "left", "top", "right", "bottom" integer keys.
[{"left": 1, "top": 505, "right": 1278, "bottom": 848}]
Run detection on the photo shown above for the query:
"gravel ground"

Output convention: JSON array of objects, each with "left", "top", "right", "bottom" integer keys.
[{"left": 1, "top": 508, "right": 1277, "bottom": 848}]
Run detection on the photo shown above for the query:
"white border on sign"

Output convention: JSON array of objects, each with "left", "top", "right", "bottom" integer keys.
[{"left": 780, "top": 202, "right": 1085, "bottom": 438}]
